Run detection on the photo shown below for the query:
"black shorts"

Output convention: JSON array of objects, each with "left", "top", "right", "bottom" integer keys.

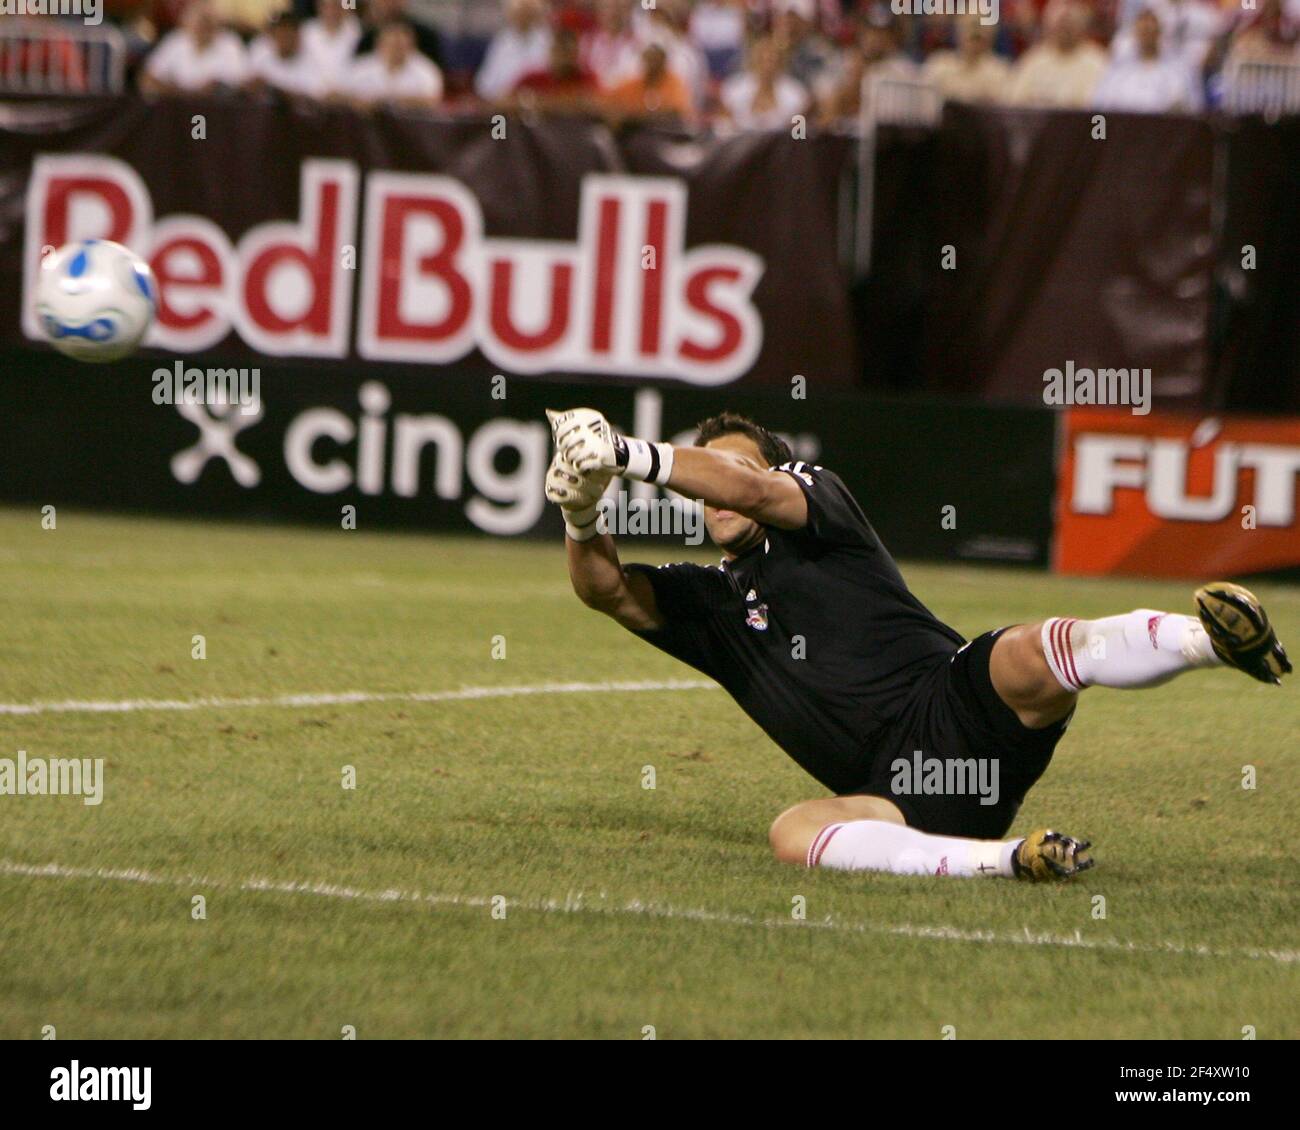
[{"left": 849, "top": 628, "right": 1070, "bottom": 839}]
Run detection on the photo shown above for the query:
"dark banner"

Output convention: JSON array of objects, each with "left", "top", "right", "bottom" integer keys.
[
  {"left": 0, "top": 350, "right": 1055, "bottom": 565},
  {"left": 918, "top": 105, "right": 1218, "bottom": 411},
  {"left": 5, "top": 98, "right": 1297, "bottom": 409},
  {"left": 0, "top": 96, "right": 855, "bottom": 389},
  {"left": 1210, "top": 114, "right": 1300, "bottom": 414}
]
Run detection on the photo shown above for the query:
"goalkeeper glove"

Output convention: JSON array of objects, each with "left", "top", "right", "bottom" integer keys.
[
  {"left": 547, "top": 407, "right": 675, "bottom": 487},
  {"left": 545, "top": 410, "right": 613, "bottom": 542}
]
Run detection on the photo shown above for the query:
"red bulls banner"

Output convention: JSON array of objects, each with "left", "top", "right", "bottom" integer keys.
[
  {"left": 1, "top": 97, "right": 855, "bottom": 388},
  {"left": 1056, "top": 409, "right": 1300, "bottom": 578}
]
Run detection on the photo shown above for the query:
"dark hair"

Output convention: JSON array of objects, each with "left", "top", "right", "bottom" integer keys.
[{"left": 694, "top": 411, "right": 793, "bottom": 468}]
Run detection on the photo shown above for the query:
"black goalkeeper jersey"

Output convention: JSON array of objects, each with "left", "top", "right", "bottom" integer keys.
[{"left": 627, "top": 462, "right": 965, "bottom": 794}]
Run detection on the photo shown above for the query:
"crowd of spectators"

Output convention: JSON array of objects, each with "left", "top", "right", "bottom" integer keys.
[{"left": 19, "top": 0, "right": 1300, "bottom": 118}]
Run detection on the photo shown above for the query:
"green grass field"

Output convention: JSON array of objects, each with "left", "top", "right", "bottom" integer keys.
[{"left": 1, "top": 506, "right": 1296, "bottom": 1039}]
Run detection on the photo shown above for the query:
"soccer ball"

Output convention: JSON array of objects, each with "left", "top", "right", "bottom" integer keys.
[{"left": 35, "top": 239, "right": 157, "bottom": 363}]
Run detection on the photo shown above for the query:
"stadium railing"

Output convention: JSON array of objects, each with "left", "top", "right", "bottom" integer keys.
[
  {"left": 1222, "top": 60, "right": 1300, "bottom": 117},
  {"left": 0, "top": 21, "right": 126, "bottom": 96},
  {"left": 852, "top": 76, "right": 943, "bottom": 277}
]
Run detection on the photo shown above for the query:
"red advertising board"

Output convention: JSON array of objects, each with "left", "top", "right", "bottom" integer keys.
[{"left": 1056, "top": 409, "right": 1300, "bottom": 578}]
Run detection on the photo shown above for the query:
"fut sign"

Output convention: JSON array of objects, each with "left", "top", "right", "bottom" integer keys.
[{"left": 1056, "top": 409, "right": 1300, "bottom": 577}]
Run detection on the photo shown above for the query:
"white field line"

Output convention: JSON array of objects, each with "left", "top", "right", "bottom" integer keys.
[
  {"left": 2, "top": 859, "right": 1296, "bottom": 967},
  {"left": 0, "top": 679, "right": 719, "bottom": 716}
]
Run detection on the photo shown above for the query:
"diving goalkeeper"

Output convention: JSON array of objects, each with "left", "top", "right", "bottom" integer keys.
[{"left": 544, "top": 408, "right": 1290, "bottom": 881}]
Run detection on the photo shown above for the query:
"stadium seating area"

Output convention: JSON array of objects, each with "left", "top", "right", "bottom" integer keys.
[{"left": 3, "top": 0, "right": 1298, "bottom": 116}]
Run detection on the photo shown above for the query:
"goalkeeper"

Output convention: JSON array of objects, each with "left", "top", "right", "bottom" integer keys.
[{"left": 545, "top": 407, "right": 1289, "bottom": 881}]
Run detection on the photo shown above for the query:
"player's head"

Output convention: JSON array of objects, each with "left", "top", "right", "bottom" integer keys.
[{"left": 694, "top": 412, "right": 793, "bottom": 555}]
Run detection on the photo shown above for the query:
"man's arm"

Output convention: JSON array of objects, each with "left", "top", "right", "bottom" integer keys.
[
  {"left": 551, "top": 408, "right": 808, "bottom": 530},
  {"left": 543, "top": 418, "right": 662, "bottom": 631},
  {"left": 565, "top": 530, "right": 663, "bottom": 632},
  {"left": 662, "top": 446, "right": 807, "bottom": 531}
]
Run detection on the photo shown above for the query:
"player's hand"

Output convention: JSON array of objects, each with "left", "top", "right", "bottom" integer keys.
[
  {"left": 544, "top": 451, "right": 610, "bottom": 512},
  {"left": 545, "top": 407, "right": 675, "bottom": 487},
  {"left": 546, "top": 407, "right": 627, "bottom": 477}
]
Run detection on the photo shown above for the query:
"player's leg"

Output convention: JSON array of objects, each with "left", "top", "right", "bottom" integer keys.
[
  {"left": 988, "top": 583, "right": 1290, "bottom": 730},
  {"left": 769, "top": 797, "right": 1090, "bottom": 881},
  {"left": 771, "top": 623, "right": 1097, "bottom": 881},
  {"left": 769, "top": 794, "right": 907, "bottom": 864}
]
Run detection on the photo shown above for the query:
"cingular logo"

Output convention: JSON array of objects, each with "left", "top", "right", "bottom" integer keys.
[{"left": 22, "top": 155, "right": 765, "bottom": 384}]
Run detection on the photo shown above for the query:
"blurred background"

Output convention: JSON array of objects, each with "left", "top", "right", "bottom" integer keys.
[{"left": 1, "top": 0, "right": 1297, "bottom": 579}]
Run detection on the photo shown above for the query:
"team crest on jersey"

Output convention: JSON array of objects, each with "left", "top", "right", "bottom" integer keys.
[{"left": 745, "top": 602, "right": 770, "bottom": 631}]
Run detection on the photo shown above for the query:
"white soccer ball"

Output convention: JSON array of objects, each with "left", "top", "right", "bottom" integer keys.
[{"left": 35, "top": 239, "right": 157, "bottom": 362}]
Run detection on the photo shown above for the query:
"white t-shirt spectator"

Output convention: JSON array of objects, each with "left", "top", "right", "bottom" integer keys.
[
  {"left": 1094, "top": 55, "right": 1203, "bottom": 111},
  {"left": 690, "top": 1, "right": 746, "bottom": 54},
  {"left": 349, "top": 53, "right": 444, "bottom": 104},
  {"left": 582, "top": 27, "right": 641, "bottom": 90},
  {"left": 301, "top": 15, "right": 362, "bottom": 87},
  {"left": 474, "top": 24, "right": 551, "bottom": 101},
  {"left": 144, "top": 29, "right": 250, "bottom": 90},
  {"left": 249, "top": 35, "right": 327, "bottom": 98},
  {"left": 720, "top": 72, "right": 810, "bottom": 129},
  {"left": 1112, "top": 0, "right": 1223, "bottom": 72}
]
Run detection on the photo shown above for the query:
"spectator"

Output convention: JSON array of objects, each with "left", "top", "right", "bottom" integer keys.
[
  {"left": 637, "top": 0, "right": 709, "bottom": 111},
  {"left": 1005, "top": 1, "right": 1108, "bottom": 107},
  {"left": 720, "top": 33, "right": 810, "bottom": 129},
  {"left": 582, "top": 0, "right": 642, "bottom": 90},
  {"left": 1224, "top": 0, "right": 1300, "bottom": 68},
  {"left": 301, "top": 0, "right": 363, "bottom": 90},
  {"left": 248, "top": 12, "right": 326, "bottom": 98},
  {"left": 772, "top": 0, "right": 836, "bottom": 89},
  {"left": 922, "top": 17, "right": 1011, "bottom": 103},
  {"left": 355, "top": 0, "right": 443, "bottom": 69},
  {"left": 690, "top": 0, "right": 747, "bottom": 80},
  {"left": 815, "top": 12, "right": 916, "bottom": 125},
  {"left": 1094, "top": 8, "right": 1202, "bottom": 110},
  {"left": 475, "top": 0, "right": 553, "bottom": 102},
  {"left": 210, "top": 0, "right": 287, "bottom": 35},
  {"left": 1112, "top": 0, "right": 1222, "bottom": 75},
  {"left": 512, "top": 26, "right": 599, "bottom": 109},
  {"left": 140, "top": 0, "right": 250, "bottom": 94},
  {"left": 347, "top": 18, "right": 444, "bottom": 109},
  {"left": 604, "top": 41, "right": 695, "bottom": 122}
]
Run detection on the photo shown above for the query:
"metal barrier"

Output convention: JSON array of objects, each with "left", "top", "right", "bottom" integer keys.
[
  {"left": 1223, "top": 61, "right": 1300, "bottom": 117},
  {"left": 0, "top": 20, "right": 127, "bottom": 95}
]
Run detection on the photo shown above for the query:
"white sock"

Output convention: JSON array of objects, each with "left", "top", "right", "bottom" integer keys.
[
  {"left": 1042, "top": 611, "right": 1220, "bottom": 692},
  {"left": 808, "top": 820, "right": 1020, "bottom": 878}
]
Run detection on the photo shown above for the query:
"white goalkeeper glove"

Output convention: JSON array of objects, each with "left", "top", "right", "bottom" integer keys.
[
  {"left": 547, "top": 406, "right": 675, "bottom": 487},
  {"left": 545, "top": 410, "right": 613, "bottom": 542},
  {"left": 544, "top": 452, "right": 610, "bottom": 542}
]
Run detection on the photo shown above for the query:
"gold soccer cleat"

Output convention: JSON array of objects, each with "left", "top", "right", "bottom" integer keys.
[
  {"left": 1013, "top": 828, "right": 1095, "bottom": 882},
  {"left": 1194, "top": 582, "right": 1291, "bottom": 687}
]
